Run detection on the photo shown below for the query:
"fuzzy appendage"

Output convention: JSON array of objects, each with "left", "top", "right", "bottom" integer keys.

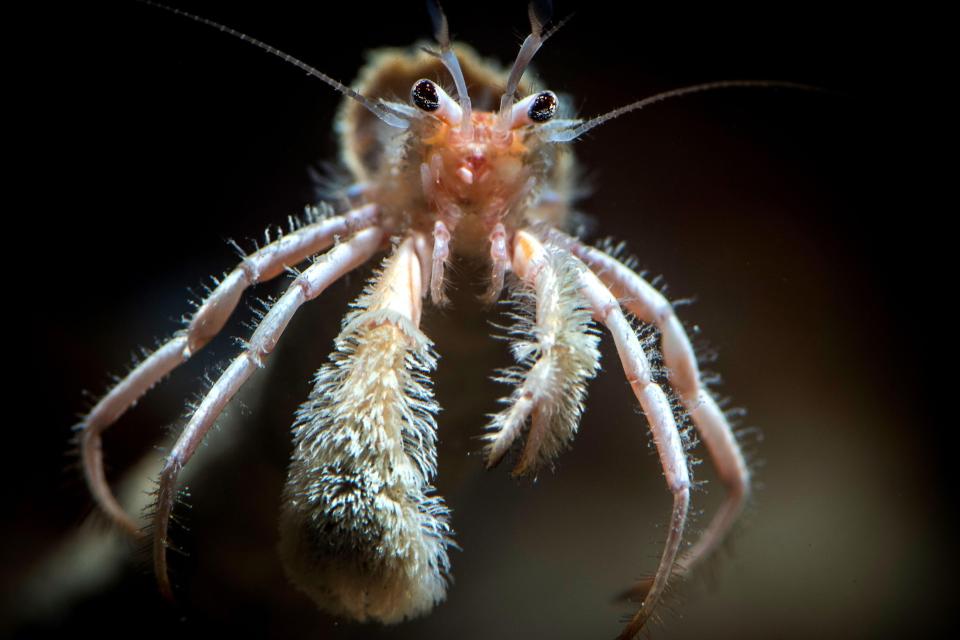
[
  {"left": 279, "top": 269, "right": 453, "bottom": 623},
  {"left": 485, "top": 249, "right": 601, "bottom": 474}
]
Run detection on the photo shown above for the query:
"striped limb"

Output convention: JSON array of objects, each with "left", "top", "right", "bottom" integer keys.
[
  {"left": 484, "top": 234, "right": 599, "bottom": 475},
  {"left": 279, "top": 236, "right": 454, "bottom": 623},
  {"left": 515, "top": 231, "right": 690, "bottom": 638},
  {"left": 78, "top": 204, "right": 377, "bottom": 536},
  {"left": 152, "top": 227, "right": 384, "bottom": 600},
  {"left": 548, "top": 229, "right": 749, "bottom": 579}
]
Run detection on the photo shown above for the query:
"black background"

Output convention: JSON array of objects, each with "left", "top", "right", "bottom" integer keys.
[{"left": 7, "top": 1, "right": 945, "bottom": 638}]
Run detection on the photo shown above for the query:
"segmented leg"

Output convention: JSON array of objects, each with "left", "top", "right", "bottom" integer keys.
[
  {"left": 484, "top": 239, "right": 599, "bottom": 475},
  {"left": 515, "top": 231, "right": 690, "bottom": 638},
  {"left": 430, "top": 219, "right": 453, "bottom": 305},
  {"left": 78, "top": 204, "right": 378, "bottom": 536},
  {"left": 548, "top": 229, "right": 749, "bottom": 577},
  {"left": 279, "top": 236, "right": 454, "bottom": 623},
  {"left": 482, "top": 222, "right": 509, "bottom": 303},
  {"left": 152, "top": 227, "right": 384, "bottom": 599}
]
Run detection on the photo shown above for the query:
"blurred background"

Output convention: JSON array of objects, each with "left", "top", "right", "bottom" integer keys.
[{"left": 8, "top": 1, "right": 944, "bottom": 638}]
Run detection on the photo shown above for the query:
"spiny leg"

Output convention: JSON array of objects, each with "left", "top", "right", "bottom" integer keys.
[
  {"left": 78, "top": 204, "right": 377, "bottom": 536},
  {"left": 279, "top": 236, "right": 454, "bottom": 623},
  {"left": 515, "top": 231, "right": 691, "bottom": 638},
  {"left": 152, "top": 227, "right": 384, "bottom": 600},
  {"left": 484, "top": 237, "right": 599, "bottom": 475},
  {"left": 549, "top": 229, "right": 749, "bottom": 578}
]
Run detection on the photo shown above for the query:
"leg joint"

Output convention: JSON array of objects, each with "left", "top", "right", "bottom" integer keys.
[
  {"left": 238, "top": 259, "right": 258, "bottom": 285},
  {"left": 670, "top": 477, "right": 692, "bottom": 495},
  {"left": 652, "top": 300, "right": 675, "bottom": 326},
  {"left": 597, "top": 300, "right": 620, "bottom": 322}
]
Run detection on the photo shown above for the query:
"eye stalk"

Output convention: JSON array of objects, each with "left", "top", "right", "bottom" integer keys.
[
  {"left": 508, "top": 91, "right": 559, "bottom": 128},
  {"left": 411, "top": 79, "right": 463, "bottom": 126}
]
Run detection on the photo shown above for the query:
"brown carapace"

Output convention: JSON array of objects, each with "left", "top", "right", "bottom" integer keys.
[{"left": 76, "top": 3, "right": 756, "bottom": 637}]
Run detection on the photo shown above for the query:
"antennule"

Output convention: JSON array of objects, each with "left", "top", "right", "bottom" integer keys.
[
  {"left": 498, "top": 2, "right": 570, "bottom": 124},
  {"left": 547, "top": 80, "right": 824, "bottom": 143},
  {"left": 426, "top": 1, "right": 473, "bottom": 135},
  {"left": 138, "top": 1, "right": 409, "bottom": 129}
]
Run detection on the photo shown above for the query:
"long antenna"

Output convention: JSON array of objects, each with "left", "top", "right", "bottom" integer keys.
[
  {"left": 137, "top": 1, "right": 409, "bottom": 129},
  {"left": 547, "top": 80, "right": 825, "bottom": 142}
]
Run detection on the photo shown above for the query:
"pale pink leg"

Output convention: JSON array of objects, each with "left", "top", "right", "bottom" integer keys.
[
  {"left": 412, "top": 231, "right": 433, "bottom": 295},
  {"left": 78, "top": 205, "right": 378, "bottom": 536},
  {"left": 516, "top": 231, "right": 690, "bottom": 638},
  {"left": 548, "top": 229, "right": 749, "bottom": 577},
  {"left": 150, "top": 228, "right": 384, "bottom": 599},
  {"left": 482, "top": 222, "right": 509, "bottom": 303},
  {"left": 421, "top": 152, "right": 463, "bottom": 307},
  {"left": 430, "top": 220, "right": 453, "bottom": 305}
]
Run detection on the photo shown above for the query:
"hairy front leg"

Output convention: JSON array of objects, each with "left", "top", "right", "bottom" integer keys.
[
  {"left": 278, "top": 236, "right": 455, "bottom": 623},
  {"left": 484, "top": 232, "right": 599, "bottom": 475}
]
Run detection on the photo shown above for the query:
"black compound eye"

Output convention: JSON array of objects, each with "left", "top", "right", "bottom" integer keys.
[
  {"left": 528, "top": 91, "right": 558, "bottom": 122},
  {"left": 411, "top": 79, "right": 441, "bottom": 112}
]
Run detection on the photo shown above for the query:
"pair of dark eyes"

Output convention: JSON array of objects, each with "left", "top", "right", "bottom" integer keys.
[{"left": 411, "top": 79, "right": 558, "bottom": 123}]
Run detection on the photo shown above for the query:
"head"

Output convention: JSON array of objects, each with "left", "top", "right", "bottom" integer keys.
[
  {"left": 336, "top": 1, "right": 580, "bottom": 235},
  {"left": 147, "top": 2, "right": 816, "bottom": 243}
]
